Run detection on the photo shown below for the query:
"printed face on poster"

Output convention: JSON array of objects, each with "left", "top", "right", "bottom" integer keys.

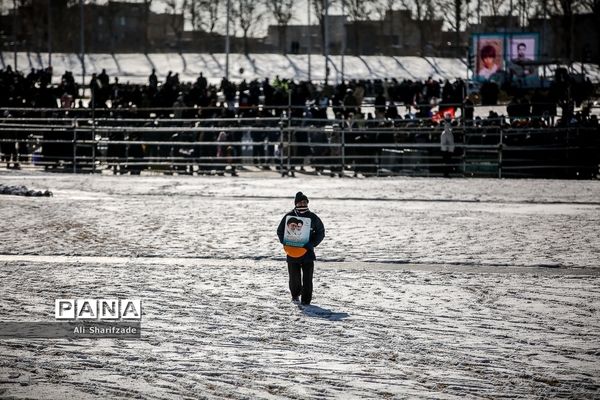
[
  {"left": 509, "top": 37, "right": 536, "bottom": 62},
  {"left": 283, "top": 216, "right": 311, "bottom": 247},
  {"left": 475, "top": 36, "right": 504, "bottom": 81},
  {"left": 508, "top": 35, "right": 538, "bottom": 79}
]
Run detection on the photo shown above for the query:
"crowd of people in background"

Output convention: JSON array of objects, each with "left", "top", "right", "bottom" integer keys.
[
  {"left": 1, "top": 64, "right": 597, "bottom": 125},
  {"left": 0, "top": 64, "right": 598, "bottom": 177}
]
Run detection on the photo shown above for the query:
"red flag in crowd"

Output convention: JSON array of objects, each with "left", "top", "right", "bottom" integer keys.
[{"left": 432, "top": 106, "right": 456, "bottom": 122}]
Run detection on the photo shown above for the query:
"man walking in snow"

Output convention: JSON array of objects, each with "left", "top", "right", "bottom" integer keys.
[{"left": 277, "top": 192, "right": 325, "bottom": 306}]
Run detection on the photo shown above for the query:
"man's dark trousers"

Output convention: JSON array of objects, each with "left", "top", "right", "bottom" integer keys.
[{"left": 288, "top": 260, "right": 314, "bottom": 304}]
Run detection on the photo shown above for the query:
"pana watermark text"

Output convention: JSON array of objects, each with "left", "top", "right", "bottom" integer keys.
[{"left": 55, "top": 299, "right": 142, "bottom": 320}]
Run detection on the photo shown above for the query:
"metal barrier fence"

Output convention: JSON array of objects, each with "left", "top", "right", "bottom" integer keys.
[{"left": 0, "top": 114, "right": 598, "bottom": 178}]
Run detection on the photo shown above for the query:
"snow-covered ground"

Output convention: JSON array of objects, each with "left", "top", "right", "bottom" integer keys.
[
  {"left": 3, "top": 52, "right": 600, "bottom": 84},
  {"left": 1, "top": 171, "right": 599, "bottom": 267},
  {"left": 0, "top": 170, "right": 599, "bottom": 399}
]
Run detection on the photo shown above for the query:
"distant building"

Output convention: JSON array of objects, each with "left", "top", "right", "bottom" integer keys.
[
  {"left": 0, "top": 0, "right": 183, "bottom": 53},
  {"left": 265, "top": 24, "right": 320, "bottom": 54},
  {"left": 148, "top": 12, "right": 184, "bottom": 50},
  {"left": 181, "top": 31, "right": 268, "bottom": 53},
  {"left": 87, "top": 2, "right": 146, "bottom": 52},
  {"left": 0, "top": 1, "right": 597, "bottom": 63},
  {"left": 265, "top": 10, "right": 455, "bottom": 56},
  {"left": 470, "top": 15, "right": 521, "bottom": 33},
  {"left": 265, "top": 15, "right": 346, "bottom": 55},
  {"left": 345, "top": 10, "right": 446, "bottom": 56}
]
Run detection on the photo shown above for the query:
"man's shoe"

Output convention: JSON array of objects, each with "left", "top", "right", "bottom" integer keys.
[{"left": 292, "top": 296, "right": 300, "bottom": 303}]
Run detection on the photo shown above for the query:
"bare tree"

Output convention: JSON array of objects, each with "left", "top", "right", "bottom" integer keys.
[
  {"left": 233, "top": 0, "right": 262, "bottom": 54},
  {"left": 580, "top": 0, "right": 599, "bottom": 11},
  {"left": 486, "top": 0, "right": 507, "bottom": 18},
  {"left": 0, "top": 0, "right": 11, "bottom": 14},
  {"left": 186, "top": 0, "right": 200, "bottom": 30},
  {"left": 15, "top": 0, "right": 43, "bottom": 51},
  {"left": 198, "top": 0, "right": 221, "bottom": 33},
  {"left": 374, "top": 0, "right": 394, "bottom": 20},
  {"left": 516, "top": 0, "right": 528, "bottom": 27},
  {"left": 580, "top": 0, "right": 599, "bottom": 61},
  {"left": 532, "top": 0, "right": 549, "bottom": 17},
  {"left": 266, "top": 0, "right": 294, "bottom": 54},
  {"left": 13, "top": 0, "right": 80, "bottom": 52},
  {"left": 374, "top": 0, "right": 395, "bottom": 54},
  {"left": 311, "top": 0, "right": 336, "bottom": 55},
  {"left": 548, "top": 0, "right": 599, "bottom": 60},
  {"left": 142, "top": 0, "right": 152, "bottom": 53},
  {"left": 343, "top": 0, "right": 375, "bottom": 55},
  {"left": 164, "top": 0, "right": 187, "bottom": 52},
  {"left": 343, "top": 0, "right": 374, "bottom": 19},
  {"left": 474, "top": 0, "right": 483, "bottom": 24},
  {"left": 436, "top": 0, "right": 467, "bottom": 56},
  {"left": 549, "top": 0, "right": 577, "bottom": 59},
  {"left": 402, "top": 0, "right": 436, "bottom": 55}
]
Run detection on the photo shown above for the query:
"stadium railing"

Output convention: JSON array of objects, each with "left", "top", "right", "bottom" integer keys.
[{"left": 0, "top": 110, "right": 598, "bottom": 179}]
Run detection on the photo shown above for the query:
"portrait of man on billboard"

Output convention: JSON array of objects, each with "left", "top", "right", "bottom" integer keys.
[{"left": 508, "top": 37, "right": 538, "bottom": 79}]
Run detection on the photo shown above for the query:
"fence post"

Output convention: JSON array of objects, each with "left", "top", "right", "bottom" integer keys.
[
  {"left": 286, "top": 126, "right": 293, "bottom": 176},
  {"left": 462, "top": 125, "right": 466, "bottom": 175},
  {"left": 340, "top": 121, "right": 345, "bottom": 177},
  {"left": 566, "top": 127, "right": 571, "bottom": 176},
  {"left": 279, "top": 121, "right": 285, "bottom": 177},
  {"left": 498, "top": 126, "right": 503, "bottom": 179},
  {"left": 72, "top": 120, "right": 77, "bottom": 174},
  {"left": 287, "top": 91, "right": 293, "bottom": 176},
  {"left": 91, "top": 136, "right": 96, "bottom": 174},
  {"left": 92, "top": 92, "right": 96, "bottom": 173}
]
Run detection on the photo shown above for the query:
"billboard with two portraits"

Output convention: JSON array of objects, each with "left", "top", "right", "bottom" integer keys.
[{"left": 472, "top": 33, "right": 539, "bottom": 86}]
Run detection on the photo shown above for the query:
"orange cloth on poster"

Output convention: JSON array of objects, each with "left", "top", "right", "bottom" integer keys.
[{"left": 283, "top": 245, "right": 307, "bottom": 258}]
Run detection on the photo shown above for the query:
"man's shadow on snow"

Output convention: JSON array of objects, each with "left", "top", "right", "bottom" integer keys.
[{"left": 301, "top": 304, "right": 349, "bottom": 321}]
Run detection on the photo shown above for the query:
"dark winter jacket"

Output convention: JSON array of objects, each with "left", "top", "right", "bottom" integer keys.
[{"left": 277, "top": 209, "right": 325, "bottom": 262}]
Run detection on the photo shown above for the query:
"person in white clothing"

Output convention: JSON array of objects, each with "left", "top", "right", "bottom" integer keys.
[{"left": 440, "top": 119, "right": 455, "bottom": 177}]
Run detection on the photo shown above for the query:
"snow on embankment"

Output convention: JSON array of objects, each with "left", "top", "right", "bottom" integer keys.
[
  {"left": 3, "top": 52, "right": 600, "bottom": 84},
  {"left": 1, "top": 52, "right": 469, "bottom": 83}
]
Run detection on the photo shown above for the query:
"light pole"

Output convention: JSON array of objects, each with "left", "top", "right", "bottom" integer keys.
[
  {"left": 13, "top": 0, "right": 17, "bottom": 70},
  {"left": 341, "top": 0, "right": 345, "bottom": 84},
  {"left": 307, "top": 0, "right": 311, "bottom": 81},
  {"left": 324, "top": 0, "right": 329, "bottom": 85},
  {"left": 48, "top": 0, "right": 52, "bottom": 67},
  {"left": 225, "top": 0, "right": 231, "bottom": 80},
  {"left": 80, "top": 0, "right": 86, "bottom": 92}
]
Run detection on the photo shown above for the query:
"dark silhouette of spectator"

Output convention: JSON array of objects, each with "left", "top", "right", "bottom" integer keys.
[
  {"left": 480, "top": 81, "right": 499, "bottom": 105},
  {"left": 149, "top": 69, "right": 158, "bottom": 89},
  {"left": 463, "top": 97, "right": 474, "bottom": 125},
  {"left": 1, "top": 111, "right": 19, "bottom": 169}
]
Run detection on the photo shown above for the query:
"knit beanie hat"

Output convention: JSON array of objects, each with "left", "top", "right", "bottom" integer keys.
[{"left": 294, "top": 192, "right": 309, "bottom": 205}]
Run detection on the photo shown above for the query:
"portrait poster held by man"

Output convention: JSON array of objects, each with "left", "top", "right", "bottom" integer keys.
[{"left": 283, "top": 216, "right": 311, "bottom": 246}]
